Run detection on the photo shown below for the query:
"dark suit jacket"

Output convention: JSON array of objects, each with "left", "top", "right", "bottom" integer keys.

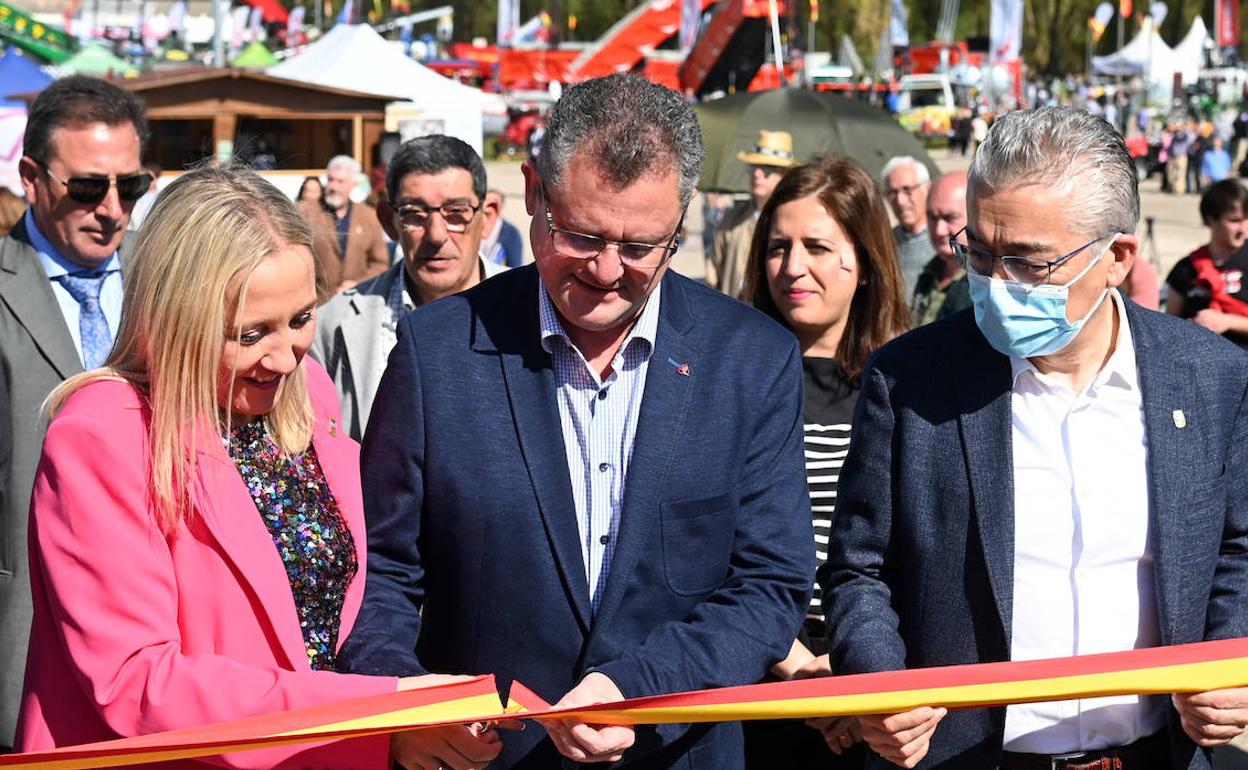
[
  {"left": 821, "top": 301, "right": 1248, "bottom": 770},
  {"left": 339, "top": 265, "right": 815, "bottom": 769}
]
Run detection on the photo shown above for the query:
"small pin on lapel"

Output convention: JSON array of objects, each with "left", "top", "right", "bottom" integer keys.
[
  {"left": 328, "top": 418, "right": 339, "bottom": 437},
  {"left": 1172, "top": 409, "right": 1187, "bottom": 429},
  {"left": 675, "top": 362, "right": 691, "bottom": 377}
]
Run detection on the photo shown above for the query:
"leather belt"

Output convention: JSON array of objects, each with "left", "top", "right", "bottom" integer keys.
[{"left": 1000, "top": 730, "right": 1168, "bottom": 770}]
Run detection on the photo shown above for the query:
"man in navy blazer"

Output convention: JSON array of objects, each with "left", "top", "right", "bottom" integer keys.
[
  {"left": 823, "top": 107, "right": 1248, "bottom": 770},
  {"left": 338, "top": 73, "right": 814, "bottom": 770}
]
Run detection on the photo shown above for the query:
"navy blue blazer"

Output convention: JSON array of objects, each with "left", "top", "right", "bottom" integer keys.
[
  {"left": 338, "top": 265, "right": 815, "bottom": 769},
  {"left": 821, "top": 300, "right": 1248, "bottom": 770}
]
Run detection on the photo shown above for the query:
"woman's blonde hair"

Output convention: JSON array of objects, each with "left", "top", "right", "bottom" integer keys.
[{"left": 48, "top": 163, "right": 319, "bottom": 531}]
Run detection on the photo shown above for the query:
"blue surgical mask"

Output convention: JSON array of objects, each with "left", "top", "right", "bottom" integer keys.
[{"left": 968, "top": 234, "right": 1119, "bottom": 358}]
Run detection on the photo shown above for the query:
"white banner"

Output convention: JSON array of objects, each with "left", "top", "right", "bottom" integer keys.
[
  {"left": 497, "top": 0, "right": 519, "bottom": 46},
  {"left": 247, "top": 6, "right": 263, "bottom": 41},
  {"left": 890, "top": 0, "right": 909, "bottom": 47},
  {"left": 989, "top": 0, "right": 1023, "bottom": 63},
  {"left": 287, "top": 5, "right": 304, "bottom": 38},
  {"left": 230, "top": 5, "right": 250, "bottom": 49},
  {"left": 679, "top": 0, "right": 700, "bottom": 53},
  {"left": 166, "top": 0, "right": 186, "bottom": 35}
]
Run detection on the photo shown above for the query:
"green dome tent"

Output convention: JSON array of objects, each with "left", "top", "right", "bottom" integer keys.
[
  {"left": 231, "top": 41, "right": 277, "bottom": 69},
  {"left": 61, "top": 42, "right": 137, "bottom": 77}
]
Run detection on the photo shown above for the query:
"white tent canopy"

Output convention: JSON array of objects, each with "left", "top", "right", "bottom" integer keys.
[
  {"left": 1091, "top": 16, "right": 1174, "bottom": 78},
  {"left": 1171, "top": 15, "right": 1210, "bottom": 84},
  {"left": 1091, "top": 15, "right": 1214, "bottom": 100},
  {"left": 270, "top": 24, "right": 484, "bottom": 154}
]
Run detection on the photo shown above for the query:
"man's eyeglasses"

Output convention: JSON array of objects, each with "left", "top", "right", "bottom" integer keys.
[
  {"left": 884, "top": 182, "right": 926, "bottom": 200},
  {"left": 35, "top": 159, "right": 152, "bottom": 205},
  {"left": 395, "top": 201, "right": 481, "bottom": 233},
  {"left": 950, "top": 226, "right": 1117, "bottom": 285},
  {"left": 541, "top": 184, "right": 683, "bottom": 270}
]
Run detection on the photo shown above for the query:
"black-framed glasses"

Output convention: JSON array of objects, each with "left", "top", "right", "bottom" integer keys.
[
  {"left": 395, "top": 201, "right": 481, "bottom": 233},
  {"left": 541, "top": 184, "right": 683, "bottom": 270},
  {"left": 35, "top": 159, "right": 152, "bottom": 205},
  {"left": 950, "top": 226, "right": 1116, "bottom": 285}
]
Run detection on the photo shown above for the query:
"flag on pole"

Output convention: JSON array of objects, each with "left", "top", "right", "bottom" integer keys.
[
  {"left": 810, "top": 0, "right": 819, "bottom": 23},
  {"left": 1149, "top": 1, "right": 1167, "bottom": 26},
  {"left": 989, "top": 0, "right": 1023, "bottom": 63},
  {"left": 1218, "top": 0, "right": 1239, "bottom": 46},
  {"left": 679, "top": 0, "right": 700, "bottom": 53},
  {"left": 286, "top": 5, "right": 304, "bottom": 39},
  {"left": 247, "top": 6, "right": 263, "bottom": 41},
  {"left": 1089, "top": 1, "right": 1114, "bottom": 41},
  {"left": 230, "top": 5, "right": 250, "bottom": 49},
  {"left": 1119, "top": 0, "right": 1133, "bottom": 18},
  {"left": 890, "top": 0, "right": 909, "bottom": 47}
]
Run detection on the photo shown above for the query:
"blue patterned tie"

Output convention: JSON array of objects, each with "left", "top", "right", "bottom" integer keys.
[{"left": 56, "top": 272, "right": 113, "bottom": 369}]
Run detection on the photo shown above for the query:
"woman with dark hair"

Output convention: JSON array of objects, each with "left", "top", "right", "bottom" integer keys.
[
  {"left": 740, "top": 155, "right": 911, "bottom": 768},
  {"left": 296, "top": 175, "right": 324, "bottom": 203}
]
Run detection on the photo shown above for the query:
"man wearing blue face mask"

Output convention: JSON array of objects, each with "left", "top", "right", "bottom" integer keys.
[{"left": 820, "top": 106, "right": 1248, "bottom": 770}]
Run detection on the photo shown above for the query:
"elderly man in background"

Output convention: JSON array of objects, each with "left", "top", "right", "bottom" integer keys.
[
  {"left": 710, "top": 129, "right": 795, "bottom": 297},
  {"left": 338, "top": 73, "right": 813, "bottom": 770},
  {"left": 824, "top": 106, "right": 1248, "bottom": 770},
  {"left": 0, "top": 74, "right": 147, "bottom": 750},
  {"left": 881, "top": 155, "right": 935, "bottom": 298},
  {"left": 302, "top": 155, "right": 389, "bottom": 296},
  {"left": 909, "top": 170, "right": 971, "bottom": 326},
  {"left": 480, "top": 188, "right": 526, "bottom": 267},
  {"left": 311, "top": 135, "right": 505, "bottom": 441}
]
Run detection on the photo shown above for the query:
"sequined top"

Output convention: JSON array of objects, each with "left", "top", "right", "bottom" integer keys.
[{"left": 227, "top": 418, "right": 357, "bottom": 671}]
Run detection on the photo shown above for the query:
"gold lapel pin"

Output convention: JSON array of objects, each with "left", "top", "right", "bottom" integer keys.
[
  {"left": 328, "top": 418, "right": 339, "bottom": 437},
  {"left": 1172, "top": 409, "right": 1187, "bottom": 429}
]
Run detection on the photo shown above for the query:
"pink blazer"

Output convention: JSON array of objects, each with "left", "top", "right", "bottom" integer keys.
[{"left": 15, "top": 359, "right": 396, "bottom": 768}]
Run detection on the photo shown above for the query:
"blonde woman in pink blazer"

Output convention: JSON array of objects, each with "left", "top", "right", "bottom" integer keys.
[{"left": 15, "top": 165, "right": 493, "bottom": 769}]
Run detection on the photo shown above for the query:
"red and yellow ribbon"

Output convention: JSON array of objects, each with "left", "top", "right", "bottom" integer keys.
[{"left": 5, "top": 638, "right": 1248, "bottom": 769}]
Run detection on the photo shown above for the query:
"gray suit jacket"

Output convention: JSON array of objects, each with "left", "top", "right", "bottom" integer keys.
[
  {"left": 310, "top": 258, "right": 505, "bottom": 441},
  {"left": 0, "top": 217, "right": 132, "bottom": 748}
]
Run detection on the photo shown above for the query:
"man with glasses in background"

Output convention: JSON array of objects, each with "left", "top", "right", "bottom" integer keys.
[
  {"left": 822, "top": 106, "right": 1248, "bottom": 770},
  {"left": 338, "top": 73, "right": 813, "bottom": 770},
  {"left": 881, "top": 155, "right": 935, "bottom": 299},
  {"left": 310, "top": 135, "right": 504, "bottom": 441},
  {"left": 0, "top": 75, "right": 148, "bottom": 751}
]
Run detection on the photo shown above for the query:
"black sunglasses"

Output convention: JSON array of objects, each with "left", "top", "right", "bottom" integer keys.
[{"left": 35, "top": 159, "right": 152, "bottom": 204}]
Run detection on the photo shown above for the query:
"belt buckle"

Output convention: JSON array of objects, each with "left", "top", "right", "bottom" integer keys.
[{"left": 1050, "top": 751, "right": 1091, "bottom": 770}]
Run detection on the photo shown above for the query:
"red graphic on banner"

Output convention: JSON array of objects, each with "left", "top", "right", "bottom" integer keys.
[{"left": 1220, "top": 0, "right": 1240, "bottom": 47}]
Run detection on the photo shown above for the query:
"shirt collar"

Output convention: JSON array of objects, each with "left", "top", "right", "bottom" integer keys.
[
  {"left": 25, "top": 209, "right": 120, "bottom": 278},
  {"left": 538, "top": 278, "right": 662, "bottom": 363},
  {"left": 386, "top": 258, "right": 489, "bottom": 330},
  {"left": 1010, "top": 289, "right": 1139, "bottom": 393}
]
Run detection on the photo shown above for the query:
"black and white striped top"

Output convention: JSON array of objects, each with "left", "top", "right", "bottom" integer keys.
[{"left": 802, "top": 357, "right": 857, "bottom": 619}]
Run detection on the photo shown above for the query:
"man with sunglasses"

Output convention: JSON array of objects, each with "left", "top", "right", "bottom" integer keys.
[
  {"left": 310, "top": 135, "right": 505, "bottom": 441},
  {"left": 339, "top": 73, "right": 813, "bottom": 770},
  {"left": 823, "top": 106, "right": 1248, "bottom": 770},
  {"left": 0, "top": 74, "right": 147, "bottom": 751}
]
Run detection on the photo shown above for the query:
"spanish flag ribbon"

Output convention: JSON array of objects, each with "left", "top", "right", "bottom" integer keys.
[{"left": 5, "top": 639, "right": 1248, "bottom": 769}]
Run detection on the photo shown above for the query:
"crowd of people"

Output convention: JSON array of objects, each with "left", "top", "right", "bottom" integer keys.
[{"left": 1, "top": 70, "right": 1248, "bottom": 770}]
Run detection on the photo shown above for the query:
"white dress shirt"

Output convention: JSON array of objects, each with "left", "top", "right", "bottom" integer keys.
[{"left": 1003, "top": 290, "right": 1166, "bottom": 753}]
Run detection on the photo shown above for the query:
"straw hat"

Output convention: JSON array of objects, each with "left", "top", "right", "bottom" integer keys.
[{"left": 736, "top": 130, "right": 797, "bottom": 168}]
